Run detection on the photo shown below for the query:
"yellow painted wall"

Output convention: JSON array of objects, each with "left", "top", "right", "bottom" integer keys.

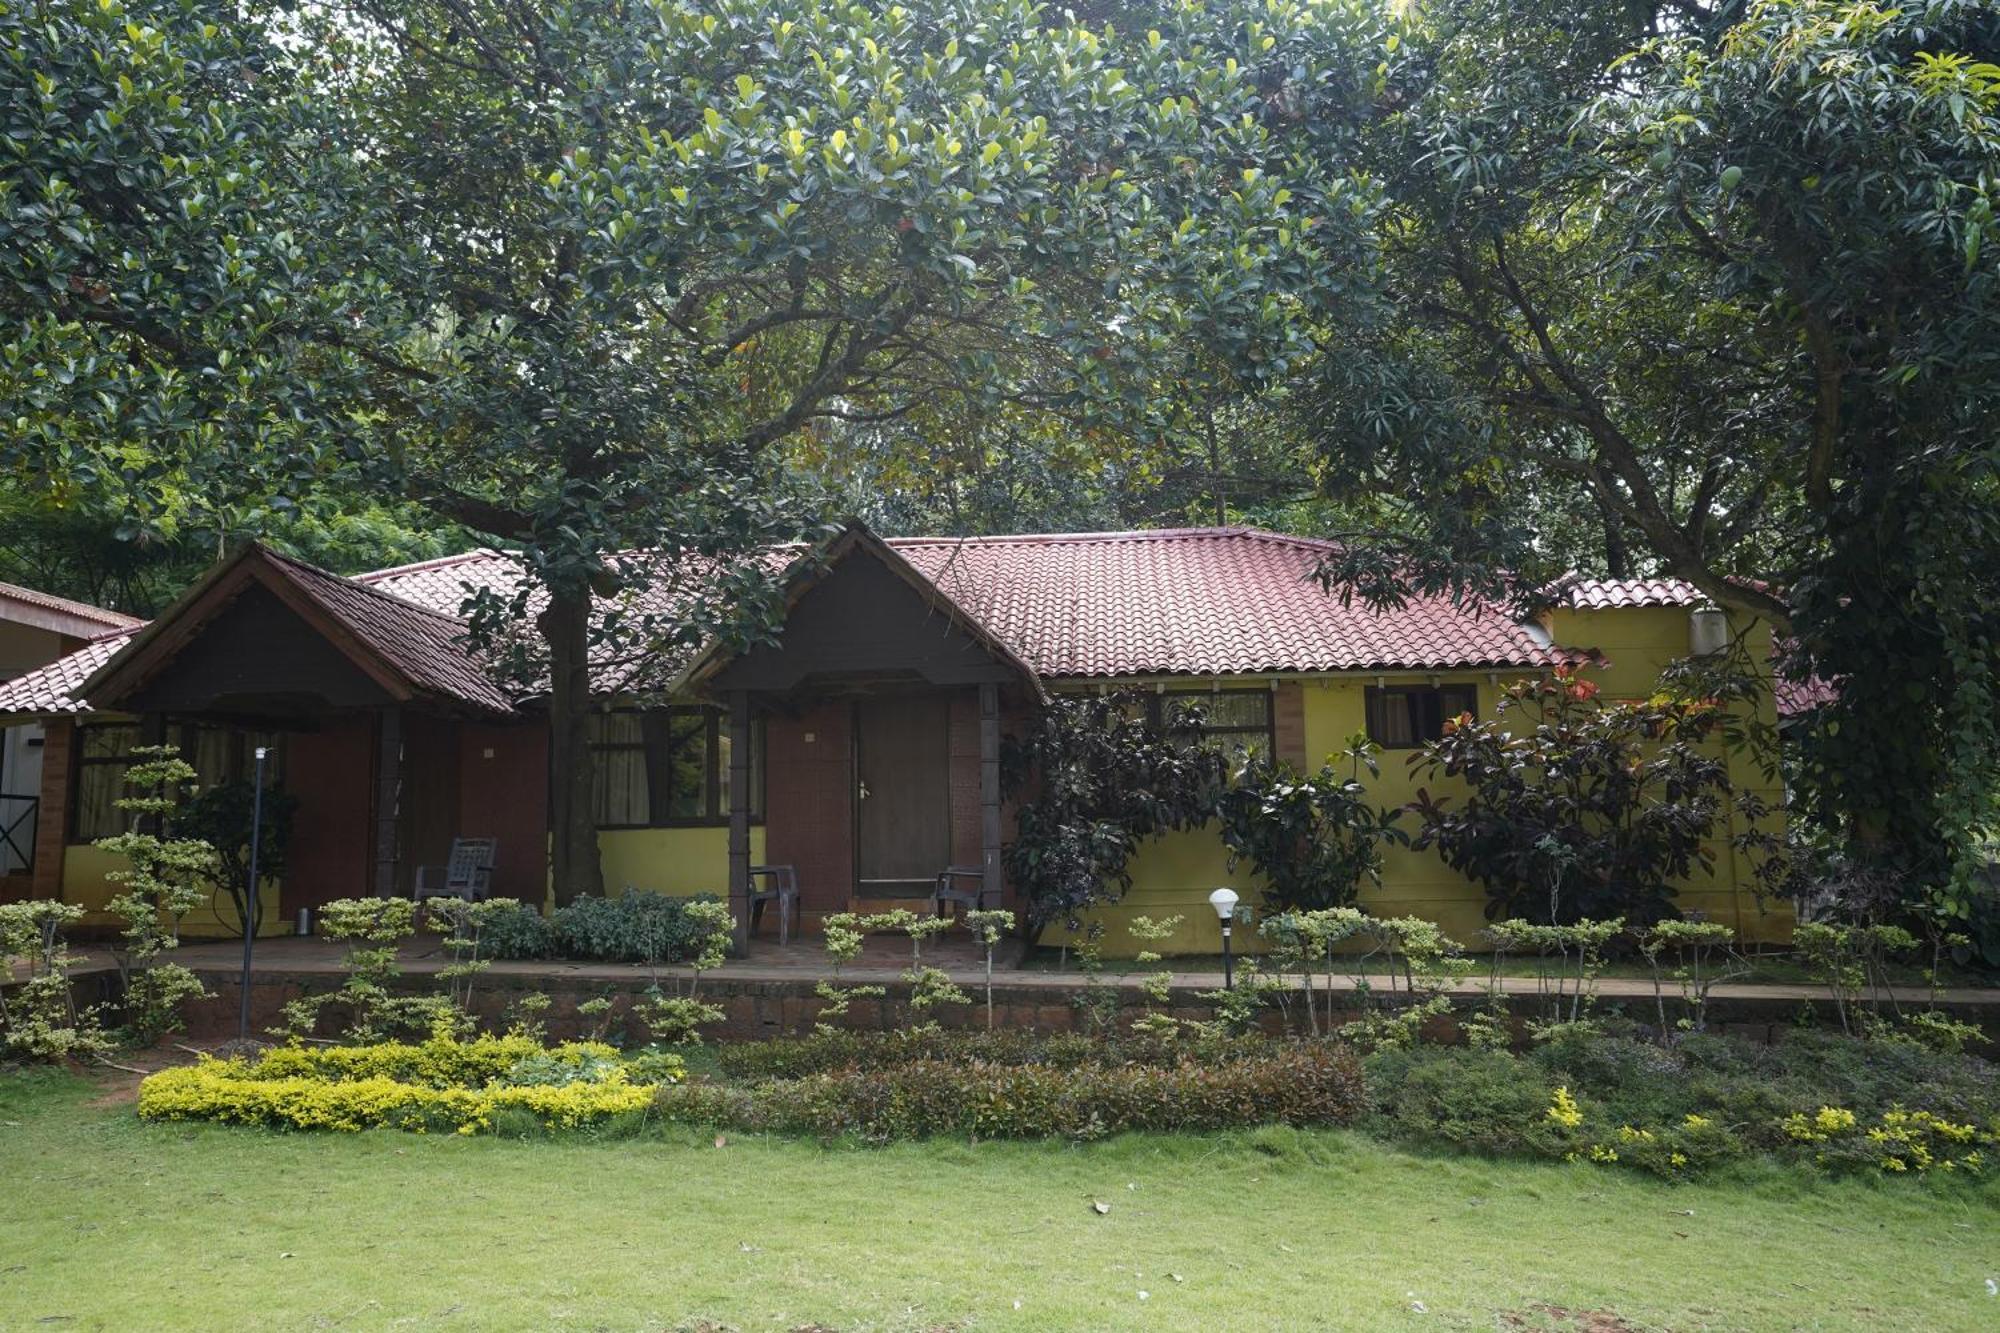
[
  {"left": 62, "top": 844, "right": 287, "bottom": 939},
  {"left": 596, "top": 825, "right": 764, "bottom": 899},
  {"left": 1053, "top": 606, "right": 1793, "bottom": 956}
]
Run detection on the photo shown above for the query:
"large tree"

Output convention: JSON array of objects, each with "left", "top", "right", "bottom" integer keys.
[
  {"left": 1298, "top": 0, "right": 2000, "bottom": 915},
  {"left": 3, "top": 0, "right": 1387, "bottom": 900}
]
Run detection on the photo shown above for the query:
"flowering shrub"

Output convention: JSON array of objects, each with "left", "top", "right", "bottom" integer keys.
[
  {"left": 1407, "top": 665, "right": 1737, "bottom": 924},
  {"left": 136, "top": 1030, "right": 683, "bottom": 1135}
]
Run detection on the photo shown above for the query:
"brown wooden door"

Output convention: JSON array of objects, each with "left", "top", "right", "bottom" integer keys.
[{"left": 854, "top": 695, "right": 950, "bottom": 896}]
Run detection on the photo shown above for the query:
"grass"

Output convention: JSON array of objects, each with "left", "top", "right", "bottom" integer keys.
[{"left": 4, "top": 1069, "right": 1998, "bottom": 1331}]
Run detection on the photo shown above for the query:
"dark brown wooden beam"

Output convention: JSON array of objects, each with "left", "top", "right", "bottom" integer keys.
[
  {"left": 979, "top": 682, "right": 1001, "bottom": 909},
  {"left": 373, "top": 707, "right": 403, "bottom": 898},
  {"left": 727, "top": 689, "right": 751, "bottom": 955}
]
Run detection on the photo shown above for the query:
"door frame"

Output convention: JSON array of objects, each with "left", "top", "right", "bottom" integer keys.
[{"left": 849, "top": 691, "right": 952, "bottom": 898}]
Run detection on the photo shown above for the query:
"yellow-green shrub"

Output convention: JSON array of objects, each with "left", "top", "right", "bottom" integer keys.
[
  {"left": 1781, "top": 1104, "right": 1997, "bottom": 1174},
  {"left": 137, "top": 1033, "right": 681, "bottom": 1135},
  {"left": 248, "top": 1032, "right": 617, "bottom": 1088}
]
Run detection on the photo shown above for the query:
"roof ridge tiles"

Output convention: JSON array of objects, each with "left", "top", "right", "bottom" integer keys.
[
  {"left": 884, "top": 525, "right": 1340, "bottom": 549},
  {"left": 0, "top": 579, "right": 146, "bottom": 628},
  {"left": 351, "top": 547, "right": 511, "bottom": 583},
  {"left": 260, "top": 546, "right": 476, "bottom": 627}
]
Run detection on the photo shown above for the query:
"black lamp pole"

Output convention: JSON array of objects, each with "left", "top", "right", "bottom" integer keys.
[
  {"left": 1221, "top": 914, "right": 1234, "bottom": 991},
  {"left": 238, "top": 746, "right": 268, "bottom": 1040}
]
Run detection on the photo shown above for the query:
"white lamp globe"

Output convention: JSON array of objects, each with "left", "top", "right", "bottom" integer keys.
[{"left": 1208, "top": 887, "right": 1239, "bottom": 921}]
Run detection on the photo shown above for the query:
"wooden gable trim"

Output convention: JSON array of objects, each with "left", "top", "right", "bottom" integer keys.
[
  {"left": 680, "top": 520, "right": 1047, "bottom": 701},
  {"left": 81, "top": 545, "right": 418, "bottom": 710}
]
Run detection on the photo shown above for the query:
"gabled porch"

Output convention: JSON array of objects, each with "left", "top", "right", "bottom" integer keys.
[
  {"left": 63, "top": 545, "right": 543, "bottom": 932},
  {"left": 685, "top": 523, "right": 1045, "bottom": 951}
]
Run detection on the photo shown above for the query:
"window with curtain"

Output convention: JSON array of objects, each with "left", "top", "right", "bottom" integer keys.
[
  {"left": 588, "top": 706, "right": 763, "bottom": 828},
  {"left": 1158, "top": 689, "right": 1275, "bottom": 760},
  {"left": 1364, "top": 684, "right": 1479, "bottom": 749},
  {"left": 72, "top": 722, "right": 139, "bottom": 841},
  {"left": 183, "top": 722, "right": 282, "bottom": 792},
  {"left": 71, "top": 720, "right": 285, "bottom": 844}
]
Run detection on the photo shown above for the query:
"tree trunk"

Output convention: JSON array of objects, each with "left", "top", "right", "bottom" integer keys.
[
  {"left": 540, "top": 588, "right": 604, "bottom": 906},
  {"left": 1595, "top": 492, "right": 1631, "bottom": 579}
]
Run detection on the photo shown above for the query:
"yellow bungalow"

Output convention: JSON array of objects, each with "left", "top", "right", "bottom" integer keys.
[{"left": 0, "top": 521, "right": 1788, "bottom": 953}]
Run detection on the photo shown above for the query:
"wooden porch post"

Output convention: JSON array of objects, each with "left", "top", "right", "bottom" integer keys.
[
  {"left": 727, "top": 690, "right": 751, "bottom": 955},
  {"left": 373, "top": 707, "right": 403, "bottom": 898},
  {"left": 979, "top": 682, "right": 1001, "bottom": 908}
]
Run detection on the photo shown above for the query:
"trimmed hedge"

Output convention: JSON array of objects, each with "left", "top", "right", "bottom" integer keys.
[
  {"left": 135, "top": 1034, "right": 686, "bottom": 1135},
  {"left": 717, "top": 1028, "right": 1104, "bottom": 1081},
  {"left": 478, "top": 903, "right": 558, "bottom": 960},
  {"left": 715, "top": 1027, "right": 1280, "bottom": 1081},
  {"left": 138, "top": 1062, "right": 661, "bottom": 1134},
  {"left": 247, "top": 1033, "right": 610, "bottom": 1088},
  {"left": 667, "top": 1043, "right": 1365, "bottom": 1140}
]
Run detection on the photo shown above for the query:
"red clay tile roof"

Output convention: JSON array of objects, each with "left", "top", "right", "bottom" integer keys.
[
  {"left": 257, "top": 549, "right": 515, "bottom": 715},
  {"left": 891, "top": 528, "right": 1559, "bottom": 676},
  {"left": 1551, "top": 576, "right": 1706, "bottom": 610},
  {"left": 0, "top": 629, "right": 136, "bottom": 716},
  {"left": 0, "top": 579, "right": 144, "bottom": 634},
  {"left": 354, "top": 547, "right": 521, "bottom": 612},
  {"left": 1, "top": 526, "right": 1576, "bottom": 718}
]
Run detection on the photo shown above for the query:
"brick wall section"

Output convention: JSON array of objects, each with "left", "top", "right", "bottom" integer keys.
[
  {"left": 764, "top": 699, "right": 855, "bottom": 924},
  {"left": 30, "top": 718, "right": 71, "bottom": 900},
  {"left": 1274, "top": 680, "right": 1308, "bottom": 769}
]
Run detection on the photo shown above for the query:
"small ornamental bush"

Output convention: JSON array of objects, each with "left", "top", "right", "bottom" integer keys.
[
  {"left": 550, "top": 891, "right": 721, "bottom": 965},
  {"left": 675, "top": 1043, "right": 1365, "bottom": 1141},
  {"left": 1364, "top": 1046, "right": 1562, "bottom": 1158},
  {"left": 1780, "top": 1106, "right": 1997, "bottom": 1175},
  {"left": 0, "top": 899, "right": 105, "bottom": 1061},
  {"left": 479, "top": 902, "right": 558, "bottom": 960},
  {"left": 136, "top": 1029, "right": 684, "bottom": 1135},
  {"left": 94, "top": 745, "right": 216, "bottom": 1045}
]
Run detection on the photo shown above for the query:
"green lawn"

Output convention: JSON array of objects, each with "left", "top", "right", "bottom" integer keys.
[{"left": 3, "top": 1070, "right": 1996, "bottom": 1332}]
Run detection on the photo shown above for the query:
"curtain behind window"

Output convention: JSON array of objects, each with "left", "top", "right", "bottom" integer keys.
[{"left": 74, "top": 723, "right": 139, "bottom": 840}]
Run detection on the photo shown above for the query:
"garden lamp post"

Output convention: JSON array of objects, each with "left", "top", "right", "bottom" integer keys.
[
  {"left": 238, "top": 746, "right": 269, "bottom": 1040},
  {"left": 1208, "top": 887, "right": 1239, "bottom": 990}
]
